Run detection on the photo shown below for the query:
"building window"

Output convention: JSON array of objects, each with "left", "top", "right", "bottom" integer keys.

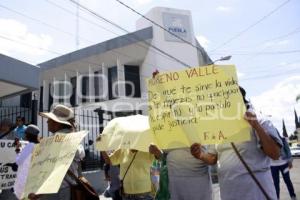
[
  {"left": 108, "top": 66, "right": 118, "bottom": 100},
  {"left": 70, "top": 77, "right": 77, "bottom": 106},
  {"left": 39, "top": 86, "right": 43, "bottom": 111},
  {"left": 81, "top": 76, "right": 89, "bottom": 103},
  {"left": 94, "top": 70, "right": 103, "bottom": 102},
  {"left": 20, "top": 92, "right": 32, "bottom": 108},
  {"left": 58, "top": 82, "right": 64, "bottom": 103},
  {"left": 124, "top": 65, "right": 141, "bottom": 98},
  {"left": 48, "top": 83, "right": 53, "bottom": 111}
]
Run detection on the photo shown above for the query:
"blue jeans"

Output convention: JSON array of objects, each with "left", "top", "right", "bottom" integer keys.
[{"left": 271, "top": 163, "right": 296, "bottom": 199}]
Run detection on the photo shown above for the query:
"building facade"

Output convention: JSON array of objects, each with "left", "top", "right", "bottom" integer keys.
[
  {"left": 38, "top": 7, "right": 211, "bottom": 115},
  {"left": 1, "top": 7, "right": 211, "bottom": 145},
  {"left": 0, "top": 7, "right": 212, "bottom": 171}
]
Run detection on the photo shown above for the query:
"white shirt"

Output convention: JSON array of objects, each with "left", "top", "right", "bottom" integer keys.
[
  {"left": 14, "top": 143, "right": 35, "bottom": 199},
  {"left": 271, "top": 156, "right": 288, "bottom": 166},
  {"left": 207, "top": 118, "right": 281, "bottom": 200}
]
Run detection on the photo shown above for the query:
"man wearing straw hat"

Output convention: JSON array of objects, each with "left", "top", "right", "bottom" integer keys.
[{"left": 28, "top": 104, "right": 85, "bottom": 200}]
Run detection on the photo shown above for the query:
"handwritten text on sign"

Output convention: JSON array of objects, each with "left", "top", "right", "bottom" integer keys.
[
  {"left": 147, "top": 65, "right": 250, "bottom": 149},
  {"left": 0, "top": 140, "right": 27, "bottom": 190},
  {"left": 22, "top": 131, "right": 87, "bottom": 198}
]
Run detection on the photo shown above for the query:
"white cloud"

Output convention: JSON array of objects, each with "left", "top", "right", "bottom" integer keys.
[
  {"left": 237, "top": 71, "right": 245, "bottom": 79},
  {"left": 216, "top": 6, "right": 233, "bottom": 12},
  {"left": 0, "top": 18, "right": 53, "bottom": 56},
  {"left": 134, "top": 0, "right": 152, "bottom": 5},
  {"left": 251, "top": 76, "right": 300, "bottom": 135},
  {"left": 279, "top": 61, "right": 288, "bottom": 66},
  {"left": 196, "top": 35, "right": 210, "bottom": 49},
  {"left": 263, "top": 39, "right": 290, "bottom": 48}
]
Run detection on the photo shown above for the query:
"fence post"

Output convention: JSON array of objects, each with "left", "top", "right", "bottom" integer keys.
[
  {"left": 94, "top": 107, "right": 105, "bottom": 169},
  {"left": 94, "top": 107, "right": 104, "bottom": 134}
]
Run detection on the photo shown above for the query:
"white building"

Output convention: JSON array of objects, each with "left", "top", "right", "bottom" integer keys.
[
  {"left": 39, "top": 7, "right": 211, "bottom": 114},
  {"left": 0, "top": 7, "right": 212, "bottom": 172},
  {"left": 0, "top": 54, "right": 40, "bottom": 124},
  {"left": 1, "top": 7, "right": 211, "bottom": 139}
]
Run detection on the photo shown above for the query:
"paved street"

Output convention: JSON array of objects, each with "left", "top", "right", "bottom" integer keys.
[{"left": 99, "top": 158, "right": 300, "bottom": 200}]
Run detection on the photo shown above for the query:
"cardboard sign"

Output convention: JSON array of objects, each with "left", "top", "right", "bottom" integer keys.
[
  {"left": 22, "top": 131, "right": 87, "bottom": 198},
  {"left": 147, "top": 65, "right": 250, "bottom": 149},
  {"left": 0, "top": 140, "right": 27, "bottom": 190}
]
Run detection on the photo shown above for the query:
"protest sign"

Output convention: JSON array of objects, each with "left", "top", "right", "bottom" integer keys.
[
  {"left": 22, "top": 131, "right": 87, "bottom": 198},
  {"left": 0, "top": 140, "right": 27, "bottom": 190},
  {"left": 147, "top": 65, "right": 250, "bottom": 149},
  {"left": 96, "top": 115, "right": 157, "bottom": 152}
]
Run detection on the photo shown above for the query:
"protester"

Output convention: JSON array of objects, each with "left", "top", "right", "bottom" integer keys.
[
  {"left": 28, "top": 104, "right": 85, "bottom": 200},
  {"left": 100, "top": 144, "right": 161, "bottom": 200},
  {"left": 0, "top": 118, "right": 14, "bottom": 139},
  {"left": 103, "top": 162, "right": 112, "bottom": 197},
  {"left": 150, "top": 147, "right": 213, "bottom": 200},
  {"left": 14, "top": 125, "right": 40, "bottom": 200},
  {"left": 271, "top": 132, "right": 297, "bottom": 200},
  {"left": 149, "top": 70, "right": 213, "bottom": 200},
  {"left": 13, "top": 117, "right": 27, "bottom": 140},
  {"left": 102, "top": 161, "right": 122, "bottom": 200},
  {"left": 0, "top": 118, "right": 17, "bottom": 200},
  {"left": 190, "top": 86, "right": 282, "bottom": 200}
]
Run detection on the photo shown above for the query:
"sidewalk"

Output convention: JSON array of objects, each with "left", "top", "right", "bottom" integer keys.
[
  {"left": 92, "top": 158, "right": 300, "bottom": 199},
  {"left": 99, "top": 184, "right": 221, "bottom": 200}
]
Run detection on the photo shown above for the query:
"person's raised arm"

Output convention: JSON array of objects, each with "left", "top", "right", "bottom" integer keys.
[
  {"left": 101, "top": 151, "right": 111, "bottom": 165},
  {"left": 190, "top": 143, "right": 218, "bottom": 165},
  {"left": 149, "top": 144, "right": 163, "bottom": 159},
  {"left": 244, "top": 111, "right": 280, "bottom": 160},
  {"left": 97, "top": 135, "right": 112, "bottom": 165}
]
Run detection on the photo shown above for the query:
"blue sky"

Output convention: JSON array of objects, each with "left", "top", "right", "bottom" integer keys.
[{"left": 0, "top": 0, "right": 299, "bottom": 134}]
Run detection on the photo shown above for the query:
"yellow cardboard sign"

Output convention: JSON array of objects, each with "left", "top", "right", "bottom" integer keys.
[
  {"left": 147, "top": 65, "right": 250, "bottom": 149},
  {"left": 96, "top": 115, "right": 157, "bottom": 152},
  {"left": 22, "top": 131, "right": 87, "bottom": 198}
]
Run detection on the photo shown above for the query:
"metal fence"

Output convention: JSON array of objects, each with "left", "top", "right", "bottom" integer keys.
[
  {"left": 0, "top": 106, "right": 32, "bottom": 126},
  {"left": 1, "top": 105, "right": 142, "bottom": 171}
]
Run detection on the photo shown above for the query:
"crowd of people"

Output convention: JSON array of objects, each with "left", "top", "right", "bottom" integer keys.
[
  {"left": 0, "top": 116, "right": 27, "bottom": 140},
  {"left": 100, "top": 87, "right": 298, "bottom": 200},
  {"left": 0, "top": 86, "right": 298, "bottom": 200},
  {"left": 0, "top": 105, "right": 85, "bottom": 200}
]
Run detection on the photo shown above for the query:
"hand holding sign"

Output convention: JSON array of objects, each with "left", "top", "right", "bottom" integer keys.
[
  {"left": 190, "top": 143, "right": 203, "bottom": 160},
  {"left": 22, "top": 131, "right": 87, "bottom": 198}
]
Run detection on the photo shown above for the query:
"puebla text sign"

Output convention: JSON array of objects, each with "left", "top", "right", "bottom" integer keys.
[{"left": 147, "top": 65, "right": 250, "bottom": 149}]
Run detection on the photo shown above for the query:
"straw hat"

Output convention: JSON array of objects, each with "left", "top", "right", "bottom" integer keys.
[{"left": 39, "top": 104, "right": 74, "bottom": 126}]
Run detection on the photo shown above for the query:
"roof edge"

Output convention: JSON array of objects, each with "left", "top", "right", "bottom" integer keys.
[{"left": 39, "top": 26, "right": 153, "bottom": 70}]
